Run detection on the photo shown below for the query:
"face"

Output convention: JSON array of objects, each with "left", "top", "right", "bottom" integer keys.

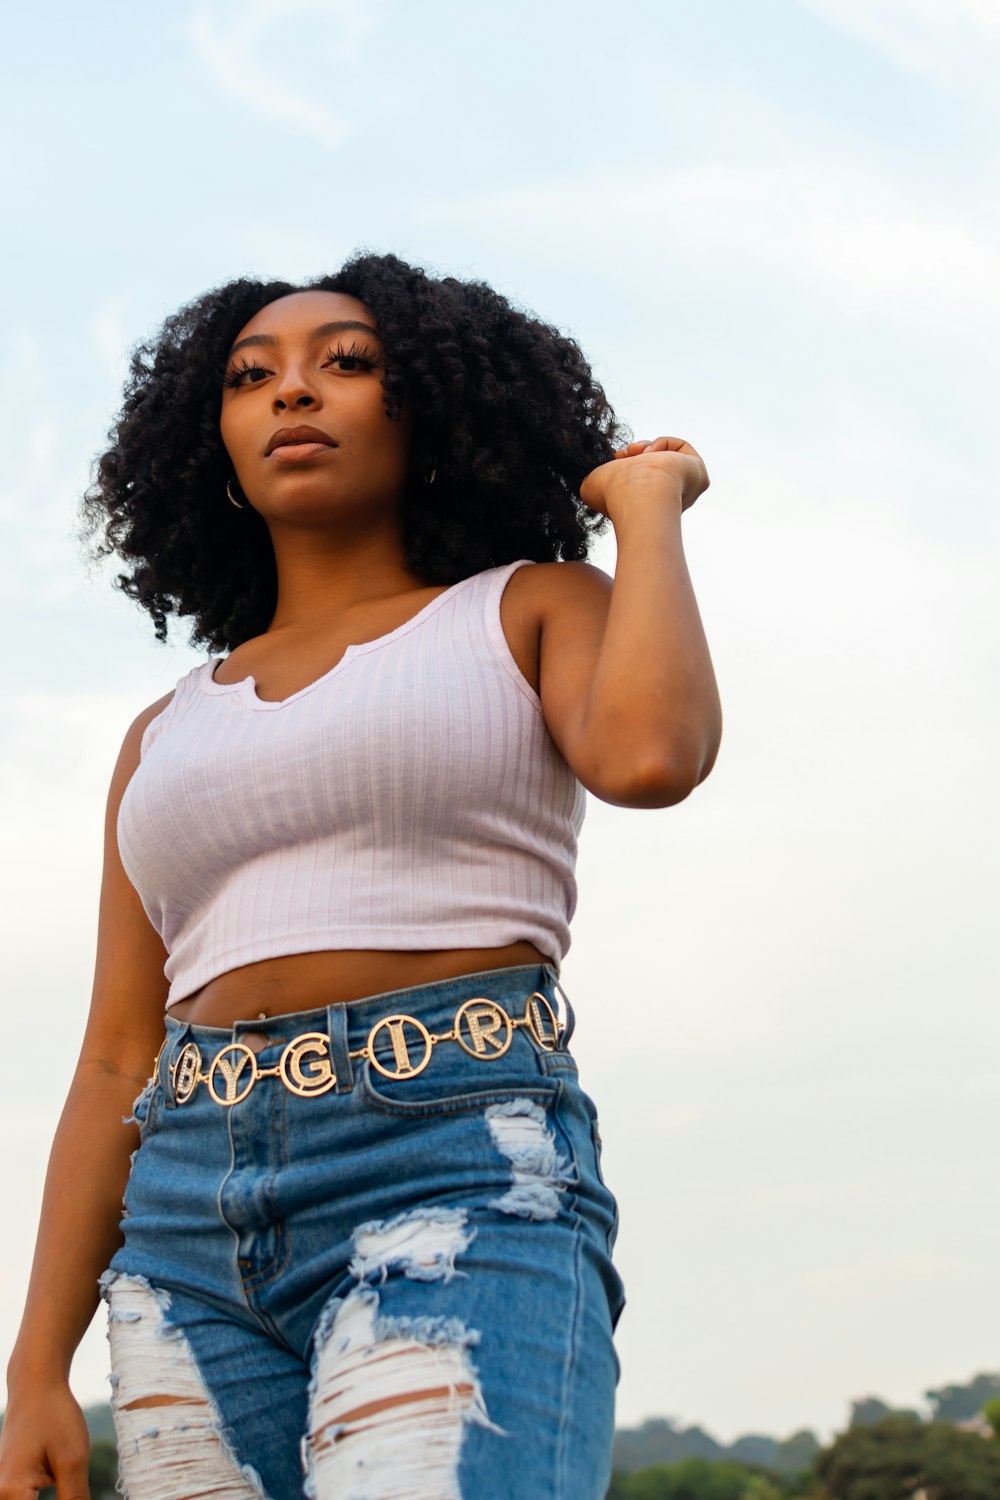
[{"left": 219, "top": 289, "right": 413, "bottom": 525}]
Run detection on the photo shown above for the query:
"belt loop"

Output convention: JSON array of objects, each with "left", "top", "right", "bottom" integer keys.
[
  {"left": 326, "top": 1004, "right": 354, "bottom": 1093},
  {"left": 161, "top": 1023, "right": 192, "bottom": 1108},
  {"left": 547, "top": 968, "right": 576, "bottom": 1049}
]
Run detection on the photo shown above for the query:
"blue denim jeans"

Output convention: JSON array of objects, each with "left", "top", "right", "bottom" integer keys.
[{"left": 99, "top": 962, "right": 625, "bottom": 1500}]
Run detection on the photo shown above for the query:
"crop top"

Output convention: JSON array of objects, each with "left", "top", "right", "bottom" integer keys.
[{"left": 116, "top": 558, "right": 588, "bottom": 1009}]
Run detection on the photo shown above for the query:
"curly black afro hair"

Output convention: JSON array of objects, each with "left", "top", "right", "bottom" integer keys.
[{"left": 79, "top": 250, "right": 631, "bottom": 654}]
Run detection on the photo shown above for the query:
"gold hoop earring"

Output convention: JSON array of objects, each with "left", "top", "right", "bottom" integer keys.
[{"left": 227, "top": 478, "right": 246, "bottom": 509}]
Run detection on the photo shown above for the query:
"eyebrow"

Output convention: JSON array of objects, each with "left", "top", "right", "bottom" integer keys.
[{"left": 227, "top": 320, "right": 382, "bottom": 359}]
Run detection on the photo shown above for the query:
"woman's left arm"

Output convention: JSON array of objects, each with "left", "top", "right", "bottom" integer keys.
[{"left": 537, "top": 436, "right": 722, "bottom": 809}]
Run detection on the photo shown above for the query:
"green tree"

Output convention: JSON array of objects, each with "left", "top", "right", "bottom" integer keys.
[
  {"left": 87, "top": 1439, "right": 119, "bottom": 1499},
  {"left": 849, "top": 1396, "right": 922, "bottom": 1427},
  {"left": 739, "top": 1476, "right": 786, "bottom": 1500},
  {"left": 811, "top": 1412, "right": 1000, "bottom": 1500},
  {"left": 607, "top": 1456, "right": 794, "bottom": 1499},
  {"left": 924, "top": 1374, "right": 1000, "bottom": 1424},
  {"left": 982, "top": 1397, "right": 1000, "bottom": 1441}
]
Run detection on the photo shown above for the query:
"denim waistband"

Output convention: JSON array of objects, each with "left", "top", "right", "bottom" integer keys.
[{"left": 156, "top": 962, "right": 575, "bottom": 1102}]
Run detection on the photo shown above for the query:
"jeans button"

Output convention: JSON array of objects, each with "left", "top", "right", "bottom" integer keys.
[{"left": 240, "top": 1031, "right": 271, "bottom": 1053}]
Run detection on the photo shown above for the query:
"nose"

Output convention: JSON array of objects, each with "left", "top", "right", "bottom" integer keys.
[{"left": 271, "top": 359, "right": 319, "bottom": 411}]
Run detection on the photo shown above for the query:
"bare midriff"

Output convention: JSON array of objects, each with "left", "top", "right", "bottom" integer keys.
[{"left": 167, "top": 941, "right": 553, "bottom": 1029}]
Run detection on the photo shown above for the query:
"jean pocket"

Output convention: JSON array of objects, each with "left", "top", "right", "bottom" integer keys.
[
  {"left": 567, "top": 1084, "right": 621, "bottom": 1257},
  {"left": 359, "top": 1049, "right": 559, "bottom": 1119},
  {"left": 592, "top": 1115, "right": 622, "bottom": 1257},
  {"left": 589, "top": 1113, "right": 610, "bottom": 1191}
]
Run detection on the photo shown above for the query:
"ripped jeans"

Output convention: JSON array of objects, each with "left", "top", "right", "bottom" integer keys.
[{"left": 99, "top": 962, "right": 626, "bottom": 1500}]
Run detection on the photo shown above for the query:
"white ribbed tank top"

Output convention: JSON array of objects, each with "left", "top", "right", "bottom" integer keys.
[{"left": 117, "top": 559, "right": 588, "bottom": 1010}]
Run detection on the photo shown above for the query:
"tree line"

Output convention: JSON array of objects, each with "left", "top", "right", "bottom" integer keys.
[{"left": 4, "top": 1370, "right": 999, "bottom": 1498}]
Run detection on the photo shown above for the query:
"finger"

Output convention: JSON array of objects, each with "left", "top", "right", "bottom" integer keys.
[
  {"left": 617, "top": 437, "right": 699, "bottom": 457},
  {"left": 642, "top": 435, "right": 701, "bottom": 454},
  {"left": 52, "top": 1447, "right": 91, "bottom": 1500}
]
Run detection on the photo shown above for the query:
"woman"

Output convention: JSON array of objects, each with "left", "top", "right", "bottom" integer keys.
[{"left": 1, "top": 251, "right": 720, "bottom": 1500}]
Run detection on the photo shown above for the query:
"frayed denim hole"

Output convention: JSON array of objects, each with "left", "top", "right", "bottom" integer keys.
[
  {"left": 123, "top": 1076, "right": 157, "bottom": 1135},
  {"left": 102, "top": 1271, "right": 269, "bottom": 1499},
  {"left": 303, "top": 1288, "right": 500, "bottom": 1500},
  {"left": 483, "top": 1094, "right": 579, "bottom": 1222}
]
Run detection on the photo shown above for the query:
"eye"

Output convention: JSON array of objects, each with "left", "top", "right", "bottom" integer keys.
[
  {"left": 323, "top": 339, "right": 380, "bottom": 372},
  {"left": 221, "top": 355, "right": 268, "bottom": 388},
  {"left": 222, "top": 339, "right": 380, "bottom": 389}
]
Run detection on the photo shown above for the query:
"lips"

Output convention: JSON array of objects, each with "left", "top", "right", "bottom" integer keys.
[{"left": 265, "top": 425, "right": 337, "bottom": 456}]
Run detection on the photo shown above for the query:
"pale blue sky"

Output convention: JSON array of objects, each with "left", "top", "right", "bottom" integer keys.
[{"left": 2, "top": 0, "right": 997, "bottom": 1447}]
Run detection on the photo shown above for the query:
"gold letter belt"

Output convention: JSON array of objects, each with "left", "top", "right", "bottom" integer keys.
[{"left": 156, "top": 991, "right": 564, "bottom": 1107}]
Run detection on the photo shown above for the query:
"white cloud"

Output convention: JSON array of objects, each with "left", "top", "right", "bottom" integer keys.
[
  {"left": 89, "top": 302, "right": 133, "bottom": 389},
  {"left": 417, "top": 160, "right": 1000, "bottom": 323},
  {"left": 797, "top": 205, "right": 998, "bottom": 307},
  {"left": 187, "top": 0, "right": 387, "bottom": 150},
  {"left": 792, "top": 0, "right": 1000, "bottom": 86},
  {"left": 0, "top": 326, "right": 129, "bottom": 604}
]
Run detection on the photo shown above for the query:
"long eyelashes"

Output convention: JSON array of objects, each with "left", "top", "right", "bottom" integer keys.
[
  {"left": 221, "top": 339, "right": 380, "bottom": 388},
  {"left": 322, "top": 339, "right": 381, "bottom": 372},
  {"left": 221, "top": 354, "right": 267, "bottom": 388}
]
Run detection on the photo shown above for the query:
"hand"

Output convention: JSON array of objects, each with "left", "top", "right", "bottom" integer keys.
[
  {"left": 579, "top": 436, "right": 710, "bottom": 524},
  {"left": 0, "top": 1381, "right": 92, "bottom": 1500}
]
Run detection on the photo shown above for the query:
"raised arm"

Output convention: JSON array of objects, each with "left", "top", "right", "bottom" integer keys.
[{"left": 533, "top": 435, "right": 722, "bottom": 809}]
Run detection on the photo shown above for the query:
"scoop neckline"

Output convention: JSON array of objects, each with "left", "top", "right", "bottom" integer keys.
[{"left": 199, "top": 567, "right": 492, "bottom": 710}]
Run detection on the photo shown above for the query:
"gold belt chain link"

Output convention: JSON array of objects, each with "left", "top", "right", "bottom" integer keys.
[{"left": 155, "top": 991, "right": 564, "bottom": 1108}]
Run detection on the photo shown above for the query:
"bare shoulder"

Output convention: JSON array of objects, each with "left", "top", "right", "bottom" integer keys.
[
  {"left": 521, "top": 555, "right": 614, "bottom": 642},
  {"left": 509, "top": 557, "right": 612, "bottom": 619},
  {"left": 498, "top": 560, "right": 612, "bottom": 700},
  {"left": 114, "top": 689, "right": 176, "bottom": 772},
  {"left": 133, "top": 687, "right": 176, "bottom": 735}
]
